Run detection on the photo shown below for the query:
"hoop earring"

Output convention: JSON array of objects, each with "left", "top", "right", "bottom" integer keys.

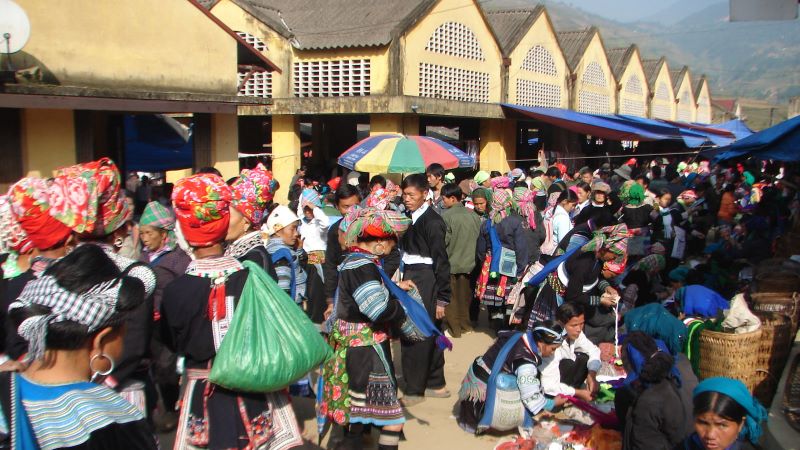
[
  {"left": 113, "top": 237, "right": 124, "bottom": 249},
  {"left": 89, "top": 353, "right": 116, "bottom": 382},
  {"left": 373, "top": 243, "right": 386, "bottom": 256}
]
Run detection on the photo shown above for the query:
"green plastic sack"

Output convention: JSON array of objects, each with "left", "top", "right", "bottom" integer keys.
[{"left": 209, "top": 260, "right": 332, "bottom": 392}]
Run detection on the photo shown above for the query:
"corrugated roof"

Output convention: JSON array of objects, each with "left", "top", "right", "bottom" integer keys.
[
  {"left": 671, "top": 67, "right": 688, "bottom": 91},
  {"left": 196, "top": 0, "right": 219, "bottom": 8},
  {"left": 606, "top": 47, "right": 628, "bottom": 80},
  {"left": 228, "top": 0, "right": 436, "bottom": 50},
  {"left": 695, "top": 75, "right": 708, "bottom": 101},
  {"left": 642, "top": 58, "right": 665, "bottom": 90},
  {"left": 556, "top": 27, "right": 596, "bottom": 71},
  {"left": 484, "top": 6, "right": 544, "bottom": 56}
]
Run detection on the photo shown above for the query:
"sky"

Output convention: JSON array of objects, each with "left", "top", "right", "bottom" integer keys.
[{"left": 540, "top": 0, "right": 719, "bottom": 23}]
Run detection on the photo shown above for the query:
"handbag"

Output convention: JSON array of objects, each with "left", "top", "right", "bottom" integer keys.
[
  {"left": 477, "top": 332, "right": 536, "bottom": 433},
  {"left": 209, "top": 260, "right": 332, "bottom": 392}
]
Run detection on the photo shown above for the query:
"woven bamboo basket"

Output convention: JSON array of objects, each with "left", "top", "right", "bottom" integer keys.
[
  {"left": 752, "top": 312, "right": 794, "bottom": 406},
  {"left": 755, "top": 271, "right": 800, "bottom": 293},
  {"left": 750, "top": 292, "right": 800, "bottom": 332},
  {"left": 698, "top": 328, "right": 762, "bottom": 392}
]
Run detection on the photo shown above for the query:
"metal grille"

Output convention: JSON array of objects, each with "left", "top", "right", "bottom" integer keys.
[
  {"left": 697, "top": 95, "right": 712, "bottom": 123},
  {"left": 293, "top": 59, "right": 371, "bottom": 97},
  {"left": 577, "top": 90, "right": 611, "bottom": 115},
  {"left": 582, "top": 61, "right": 607, "bottom": 87},
  {"left": 425, "top": 22, "right": 485, "bottom": 61},
  {"left": 677, "top": 91, "right": 693, "bottom": 121},
  {"left": 516, "top": 79, "right": 561, "bottom": 108},
  {"left": 419, "top": 63, "right": 489, "bottom": 103},
  {"left": 236, "top": 31, "right": 267, "bottom": 52},
  {"left": 521, "top": 45, "right": 557, "bottom": 76},
  {"left": 655, "top": 81, "right": 670, "bottom": 100},
  {"left": 652, "top": 103, "right": 672, "bottom": 120},
  {"left": 238, "top": 70, "right": 272, "bottom": 98}
]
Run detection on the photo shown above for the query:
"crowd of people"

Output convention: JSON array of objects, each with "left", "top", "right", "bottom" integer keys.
[{"left": 0, "top": 149, "right": 792, "bottom": 449}]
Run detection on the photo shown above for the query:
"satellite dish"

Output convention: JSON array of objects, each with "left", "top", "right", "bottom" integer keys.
[{"left": 0, "top": 0, "right": 31, "bottom": 54}]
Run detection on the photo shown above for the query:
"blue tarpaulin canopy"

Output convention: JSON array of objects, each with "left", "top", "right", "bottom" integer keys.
[
  {"left": 712, "top": 115, "right": 800, "bottom": 162},
  {"left": 502, "top": 104, "right": 670, "bottom": 142},
  {"left": 124, "top": 115, "right": 193, "bottom": 173},
  {"left": 602, "top": 115, "right": 712, "bottom": 148},
  {"left": 711, "top": 119, "right": 754, "bottom": 140}
]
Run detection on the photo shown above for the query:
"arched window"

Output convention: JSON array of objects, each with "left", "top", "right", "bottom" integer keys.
[
  {"left": 425, "top": 22, "right": 485, "bottom": 61},
  {"left": 582, "top": 61, "right": 606, "bottom": 87},
  {"left": 625, "top": 74, "right": 643, "bottom": 96},
  {"left": 521, "top": 45, "right": 557, "bottom": 76},
  {"left": 655, "top": 81, "right": 670, "bottom": 100}
]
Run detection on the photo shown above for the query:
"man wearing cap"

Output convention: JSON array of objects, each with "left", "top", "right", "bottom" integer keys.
[{"left": 573, "top": 181, "right": 616, "bottom": 226}]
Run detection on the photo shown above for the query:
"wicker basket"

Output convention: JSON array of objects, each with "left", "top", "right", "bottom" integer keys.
[
  {"left": 752, "top": 312, "right": 794, "bottom": 406},
  {"left": 755, "top": 271, "right": 800, "bottom": 293},
  {"left": 750, "top": 292, "right": 800, "bottom": 333},
  {"left": 698, "top": 328, "right": 762, "bottom": 392}
]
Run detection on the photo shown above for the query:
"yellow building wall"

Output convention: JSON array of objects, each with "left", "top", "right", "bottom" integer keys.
[
  {"left": 479, "top": 119, "right": 516, "bottom": 173},
  {"left": 21, "top": 109, "right": 76, "bottom": 178},
  {"left": 574, "top": 35, "right": 617, "bottom": 114},
  {"left": 210, "top": 0, "right": 293, "bottom": 98},
  {"left": 271, "top": 116, "right": 301, "bottom": 204},
  {"left": 617, "top": 56, "right": 649, "bottom": 117},
  {"left": 401, "top": 0, "right": 504, "bottom": 103},
  {"left": 508, "top": 14, "right": 569, "bottom": 108},
  {"left": 16, "top": 0, "right": 238, "bottom": 94},
  {"left": 650, "top": 64, "right": 676, "bottom": 120},
  {"left": 675, "top": 73, "right": 697, "bottom": 123},
  {"left": 211, "top": 113, "right": 240, "bottom": 180},
  {"left": 292, "top": 47, "right": 391, "bottom": 96},
  {"left": 696, "top": 81, "right": 713, "bottom": 124}
]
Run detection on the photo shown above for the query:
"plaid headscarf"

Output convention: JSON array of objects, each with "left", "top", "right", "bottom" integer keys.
[
  {"left": 344, "top": 207, "right": 411, "bottom": 246},
  {"left": 513, "top": 187, "right": 537, "bottom": 230},
  {"left": 650, "top": 242, "right": 666, "bottom": 255},
  {"left": 632, "top": 254, "right": 666, "bottom": 275},
  {"left": 581, "top": 223, "right": 629, "bottom": 263},
  {"left": 172, "top": 174, "right": 232, "bottom": 247},
  {"left": 10, "top": 275, "right": 123, "bottom": 362},
  {"left": 140, "top": 201, "right": 176, "bottom": 252},
  {"left": 300, "top": 187, "right": 324, "bottom": 210},
  {"left": 338, "top": 205, "right": 362, "bottom": 233},
  {"left": 8, "top": 177, "right": 72, "bottom": 250},
  {"left": 230, "top": 163, "right": 276, "bottom": 225},
  {"left": 490, "top": 189, "right": 516, "bottom": 224},
  {"left": 619, "top": 180, "right": 645, "bottom": 206},
  {"left": 471, "top": 187, "right": 492, "bottom": 201},
  {"left": 48, "top": 158, "right": 131, "bottom": 236},
  {"left": 0, "top": 194, "right": 32, "bottom": 254}
]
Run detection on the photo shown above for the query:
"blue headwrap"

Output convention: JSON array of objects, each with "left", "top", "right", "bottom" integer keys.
[
  {"left": 623, "top": 337, "right": 682, "bottom": 387},
  {"left": 693, "top": 377, "right": 768, "bottom": 444}
]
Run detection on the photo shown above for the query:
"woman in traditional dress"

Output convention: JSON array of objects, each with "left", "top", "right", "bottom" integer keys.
[
  {"left": 476, "top": 189, "right": 530, "bottom": 334},
  {"left": 456, "top": 321, "right": 568, "bottom": 434},
  {"left": 39, "top": 158, "right": 157, "bottom": 413},
  {"left": 614, "top": 332, "right": 688, "bottom": 450},
  {"left": 1, "top": 244, "right": 157, "bottom": 449},
  {"left": 618, "top": 181, "right": 652, "bottom": 260},
  {"left": 138, "top": 200, "right": 191, "bottom": 430},
  {"left": 161, "top": 173, "right": 303, "bottom": 450},
  {"left": 679, "top": 377, "right": 767, "bottom": 450},
  {"left": 320, "top": 207, "right": 413, "bottom": 450},
  {"left": 263, "top": 205, "right": 308, "bottom": 307},
  {"left": 225, "top": 163, "right": 278, "bottom": 275},
  {"left": 522, "top": 224, "right": 628, "bottom": 342}
]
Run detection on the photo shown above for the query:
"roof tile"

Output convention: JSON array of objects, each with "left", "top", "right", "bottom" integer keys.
[{"left": 556, "top": 28, "right": 595, "bottom": 71}]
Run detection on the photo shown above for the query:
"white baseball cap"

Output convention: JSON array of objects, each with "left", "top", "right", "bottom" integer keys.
[{"left": 262, "top": 205, "right": 300, "bottom": 235}]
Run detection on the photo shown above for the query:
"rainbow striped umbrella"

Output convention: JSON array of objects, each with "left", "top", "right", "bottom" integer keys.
[{"left": 338, "top": 133, "right": 475, "bottom": 173}]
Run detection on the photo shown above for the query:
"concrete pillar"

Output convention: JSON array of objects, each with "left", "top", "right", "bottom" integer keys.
[
  {"left": 370, "top": 114, "right": 419, "bottom": 135},
  {"left": 210, "top": 113, "right": 239, "bottom": 180},
  {"left": 479, "top": 119, "right": 515, "bottom": 173},
  {"left": 21, "top": 109, "right": 76, "bottom": 177},
  {"left": 272, "top": 115, "right": 301, "bottom": 204}
]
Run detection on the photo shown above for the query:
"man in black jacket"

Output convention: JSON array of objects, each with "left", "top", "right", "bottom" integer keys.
[{"left": 399, "top": 174, "right": 451, "bottom": 406}]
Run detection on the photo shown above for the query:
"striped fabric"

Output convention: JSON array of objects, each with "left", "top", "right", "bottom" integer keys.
[
  {"left": 352, "top": 281, "right": 390, "bottom": 321},
  {"left": 18, "top": 377, "right": 142, "bottom": 450}
]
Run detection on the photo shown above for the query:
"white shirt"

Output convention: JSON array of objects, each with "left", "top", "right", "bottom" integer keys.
[
  {"left": 410, "top": 201, "right": 429, "bottom": 225},
  {"left": 297, "top": 207, "right": 330, "bottom": 253},
  {"left": 540, "top": 331, "right": 602, "bottom": 396},
  {"left": 572, "top": 200, "right": 590, "bottom": 219},
  {"left": 552, "top": 205, "right": 573, "bottom": 247}
]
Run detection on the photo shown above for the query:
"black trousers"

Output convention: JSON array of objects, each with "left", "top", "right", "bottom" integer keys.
[
  {"left": 559, "top": 352, "right": 590, "bottom": 388},
  {"left": 400, "top": 265, "right": 446, "bottom": 396}
]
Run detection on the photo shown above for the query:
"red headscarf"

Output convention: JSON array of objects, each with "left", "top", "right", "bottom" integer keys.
[
  {"left": 172, "top": 174, "right": 232, "bottom": 247},
  {"left": 8, "top": 177, "right": 72, "bottom": 250},
  {"left": 48, "top": 158, "right": 131, "bottom": 236},
  {"left": 0, "top": 194, "right": 33, "bottom": 254}
]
